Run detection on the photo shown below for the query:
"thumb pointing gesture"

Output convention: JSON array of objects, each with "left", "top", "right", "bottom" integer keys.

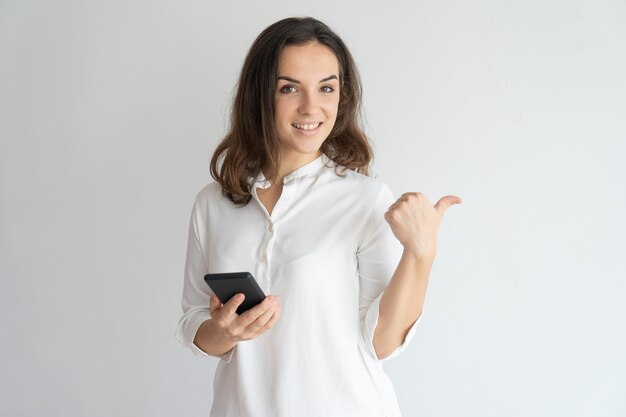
[
  {"left": 385, "top": 192, "right": 462, "bottom": 258},
  {"left": 434, "top": 195, "right": 464, "bottom": 221}
]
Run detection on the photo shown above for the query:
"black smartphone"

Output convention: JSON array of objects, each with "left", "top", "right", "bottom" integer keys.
[{"left": 204, "top": 272, "right": 266, "bottom": 315}]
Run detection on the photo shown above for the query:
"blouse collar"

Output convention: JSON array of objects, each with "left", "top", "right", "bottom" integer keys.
[{"left": 252, "top": 153, "right": 331, "bottom": 188}]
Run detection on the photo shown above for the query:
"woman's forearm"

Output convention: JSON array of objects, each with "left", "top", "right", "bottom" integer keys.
[
  {"left": 193, "top": 319, "right": 238, "bottom": 357},
  {"left": 373, "top": 249, "right": 434, "bottom": 359}
]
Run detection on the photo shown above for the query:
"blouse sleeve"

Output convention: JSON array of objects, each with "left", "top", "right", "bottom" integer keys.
[
  {"left": 174, "top": 193, "right": 236, "bottom": 363},
  {"left": 356, "top": 183, "right": 422, "bottom": 362}
]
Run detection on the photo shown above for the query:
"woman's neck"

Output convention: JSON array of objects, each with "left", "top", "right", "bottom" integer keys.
[{"left": 272, "top": 150, "right": 322, "bottom": 184}]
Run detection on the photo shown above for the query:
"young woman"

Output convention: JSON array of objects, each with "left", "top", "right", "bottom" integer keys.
[{"left": 176, "top": 16, "right": 461, "bottom": 417}]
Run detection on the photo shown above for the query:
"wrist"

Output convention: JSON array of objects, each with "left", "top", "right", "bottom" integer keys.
[
  {"left": 402, "top": 244, "right": 436, "bottom": 262},
  {"left": 195, "top": 319, "right": 238, "bottom": 356}
]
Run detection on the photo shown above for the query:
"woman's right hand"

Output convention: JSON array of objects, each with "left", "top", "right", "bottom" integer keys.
[
  {"left": 208, "top": 293, "right": 281, "bottom": 343},
  {"left": 194, "top": 292, "right": 281, "bottom": 356}
]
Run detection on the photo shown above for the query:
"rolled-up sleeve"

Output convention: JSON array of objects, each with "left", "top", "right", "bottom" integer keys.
[
  {"left": 175, "top": 194, "right": 235, "bottom": 362},
  {"left": 357, "top": 183, "right": 422, "bottom": 362}
]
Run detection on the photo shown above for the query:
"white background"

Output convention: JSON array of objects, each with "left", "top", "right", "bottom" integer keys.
[{"left": 1, "top": 1, "right": 625, "bottom": 416}]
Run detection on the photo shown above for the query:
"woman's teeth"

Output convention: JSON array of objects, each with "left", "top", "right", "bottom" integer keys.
[{"left": 292, "top": 123, "right": 321, "bottom": 130}]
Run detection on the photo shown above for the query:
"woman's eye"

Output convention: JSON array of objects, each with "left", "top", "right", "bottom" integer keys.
[
  {"left": 321, "top": 86, "right": 335, "bottom": 93},
  {"left": 279, "top": 85, "right": 297, "bottom": 94}
]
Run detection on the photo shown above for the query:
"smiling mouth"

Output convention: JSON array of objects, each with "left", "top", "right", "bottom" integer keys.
[{"left": 291, "top": 122, "right": 322, "bottom": 130}]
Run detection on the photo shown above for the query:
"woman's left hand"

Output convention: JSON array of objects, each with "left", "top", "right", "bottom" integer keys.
[{"left": 384, "top": 192, "right": 463, "bottom": 259}]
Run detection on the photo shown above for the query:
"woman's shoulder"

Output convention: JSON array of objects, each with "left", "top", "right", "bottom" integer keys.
[
  {"left": 194, "top": 181, "right": 221, "bottom": 200},
  {"left": 190, "top": 181, "right": 228, "bottom": 212},
  {"left": 325, "top": 161, "right": 392, "bottom": 198}
]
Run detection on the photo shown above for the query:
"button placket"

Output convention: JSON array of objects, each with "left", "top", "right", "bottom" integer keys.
[
  {"left": 251, "top": 180, "right": 273, "bottom": 293},
  {"left": 256, "top": 223, "right": 274, "bottom": 293},
  {"left": 264, "top": 226, "right": 275, "bottom": 293},
  {"left": 253, "top": 178, "right": 298, "bottom": 295}
]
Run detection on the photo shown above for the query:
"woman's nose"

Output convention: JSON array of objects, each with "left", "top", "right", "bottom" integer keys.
[{"left": 298, "top": 91, "right": 319, "bottom": 115}]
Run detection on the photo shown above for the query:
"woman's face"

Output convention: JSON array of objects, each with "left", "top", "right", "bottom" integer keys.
[{"left": 274, "top": 41, "right": 340, "bottom": 166}]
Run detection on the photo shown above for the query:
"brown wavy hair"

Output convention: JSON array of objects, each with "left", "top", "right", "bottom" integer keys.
[{"left": 210, "top": 17, "right": 373, "bottom": 205}]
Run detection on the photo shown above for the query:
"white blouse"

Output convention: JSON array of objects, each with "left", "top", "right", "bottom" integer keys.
[{"left": 176, "top": 154, "right": 420, "bottom": 417}]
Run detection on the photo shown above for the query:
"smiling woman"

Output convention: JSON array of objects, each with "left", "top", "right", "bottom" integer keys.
[
  {"left": 273, "top": 42, "right": 340, "bottom": 172},
  {"left": 175, "top": 16, "right": 462, "bottom": 417},
  {"left": 208, "top": 17, "right": 372, "bottom": 206}
]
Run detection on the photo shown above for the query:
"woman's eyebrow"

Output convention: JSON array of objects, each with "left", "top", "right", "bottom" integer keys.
[{"left": 277, "top": 75, "right": 338, "bottom": 83}]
